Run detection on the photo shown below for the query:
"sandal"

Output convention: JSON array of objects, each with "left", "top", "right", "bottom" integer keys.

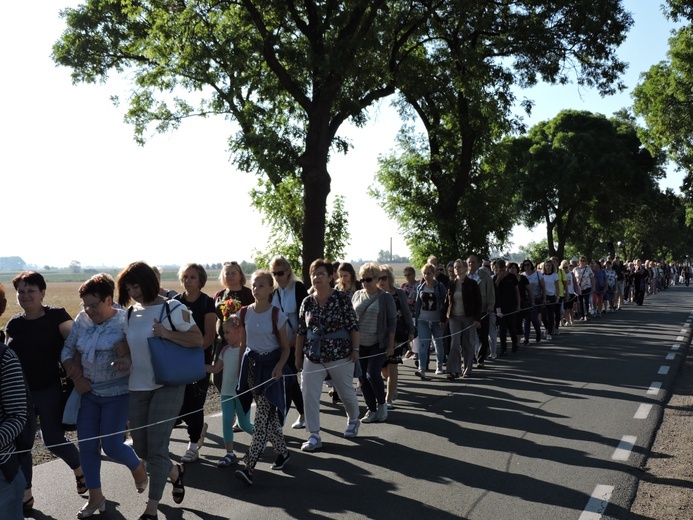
[
  {"left": 134, "top": 461, "right": 148, "bottom": 494},
  {"left": 217, "top": 453, "right": 238, "bottom": 467},
  {"left": 76, "top": 474, "right": 87, "bottom": 495},
  {"left": 23, "top": 496, "right": 34, "bottom": 514},
  {"left": 170, "top": 464, "right": 185, "bottom": 504},
  {"left": 300, "top": 433, "right": 322, "bottom": 452}
]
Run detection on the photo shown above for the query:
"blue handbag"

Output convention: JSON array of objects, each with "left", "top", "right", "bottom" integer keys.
[{"left": 147, "top": 301, "right": 205, "bottom": 386}]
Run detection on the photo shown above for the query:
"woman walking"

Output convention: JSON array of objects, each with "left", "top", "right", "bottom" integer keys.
[
  {"left": 270, "top": 256, "right": 308, "bottom": 429},
  {"left": 61, "top": 274, "right": 147, "bottom": 518},
  {"left": 352, "top": 263, "right": 396, "bottom": 423},
  {"left": 295, "top": 259, "right": 361, "bottom": 452},
  {"left": 444, "top": 260, "right": 482, "bottom": 378},
  {"left": 377, "top": 265, "right": 414, "bottom": 408},
  {"left": 4, "top": 271, "right": 84, "bottom": 513},
  {"left": 172, "top": 264, "right": 216, "bottom": 463},
  {"left": 116, "top": 262, "right": 203, "bottom": 519}
]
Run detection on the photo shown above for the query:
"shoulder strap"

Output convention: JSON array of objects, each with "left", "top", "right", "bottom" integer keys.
[
  {"left": 272, "top": 306, "right": 280, "bottom": 340},
  {"left": 127, "top": 305, "right": 134, "bottom": 322},
  {"left": 239, "top": 306, "right": 248, "bottom": 327},
  {"left": 163, "top": 301, "right": 178, "bottom": 331}
]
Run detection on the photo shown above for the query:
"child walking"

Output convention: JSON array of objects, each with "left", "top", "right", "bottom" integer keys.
[
  {"left": 234, "top": 270, "right": 291, "bottom": 486},
  {"left": 207, "top": 315, "right": 253, "bottom": 467}
]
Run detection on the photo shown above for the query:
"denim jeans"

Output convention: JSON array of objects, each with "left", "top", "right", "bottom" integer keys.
[
  {"left": 417, "top": 320, "right": 444, "bottom": 371},
  {"left": 0, "top": 466, "right": 25, "bottom": 519},
  {"left": 78, "top": 392, "right": 140, "bottom": 489}
]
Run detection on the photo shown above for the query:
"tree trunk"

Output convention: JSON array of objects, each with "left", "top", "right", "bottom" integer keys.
[{"left": 300, "top": 114, "right": 333, "bottom": 283}]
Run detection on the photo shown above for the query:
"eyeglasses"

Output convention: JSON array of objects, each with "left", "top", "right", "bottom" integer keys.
[
  {"left": 360, "top": 277, "right": 374, "bottom": 283},
  {"left": 377, "top": 275, "right": 388, "bottom": 282},
  {"left": 311, "top": 271, "right": 328, "bottom": 279},
  {"left": 80, "top": 300, "right": 103, "bottom": 311},
  {"left": 271, "top": 270, "right": 285, "bottom": 277}
]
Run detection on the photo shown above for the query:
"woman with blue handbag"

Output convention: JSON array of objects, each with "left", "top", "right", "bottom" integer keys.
[{"left": 116, "top": 262, "right": 203, "bottom": 520}]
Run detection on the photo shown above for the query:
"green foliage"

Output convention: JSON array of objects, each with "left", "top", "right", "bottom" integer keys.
[
  {"left": 500, "top": 110, "right": 663, "bottom": 259},
  {"left": 250, "top": 175, "right": 349, "bottom": 275},
  {"left": 633, "top": 25, "right": 693, "bottom": 195},
  {"left": 372, "top": 0, "right": 632, "bottom": 264},
  {"left": 518, "top": 241, "right": 550, "bottom": 266}
]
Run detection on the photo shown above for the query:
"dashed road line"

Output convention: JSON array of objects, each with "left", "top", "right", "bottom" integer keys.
[
  {"left": 634, "top": 403, "right": 653, "bottom": 420},
  {"left": 672, "top": 344, "right": 681, "bottom": 350},
  {"left": 647, "top": 382, "right": 662, "bottom": 395},
  {"left": 658, "top": 366, "right": 670, "bottom": 375},
  {"left": 612, "top": 435, "right": 637, "bottom": 461},
  {"left": 579, "top": 484, "right": 614, "bottom": 520},
  {"left": 666, "top": 352, "right": 676, "bottom": 360}
]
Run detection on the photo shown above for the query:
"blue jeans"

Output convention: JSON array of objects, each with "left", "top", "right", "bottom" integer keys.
[
  {"left": 0, "top": 466, "right": 25, "bottom": 519},
  {"left": 417, "top": 320, "right": 443, "bottom": 371},
  {"left": 77, "top": 392, "right": 140, "bottom": 489}
]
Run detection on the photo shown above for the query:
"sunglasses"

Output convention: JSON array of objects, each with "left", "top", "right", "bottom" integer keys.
[
  {"left": 271, "top": 270, "right": 285, "bottom": 277},
  {"left": 378, "top": 275, "right": 388, "bottom": 282},
  {"left": 360, "top": 277, "right": 374, "bottom": 283}
]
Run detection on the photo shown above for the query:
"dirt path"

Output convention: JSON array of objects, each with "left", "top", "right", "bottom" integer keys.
[{"left": 629, "top": 350, "right": 693, "bottom": 520}]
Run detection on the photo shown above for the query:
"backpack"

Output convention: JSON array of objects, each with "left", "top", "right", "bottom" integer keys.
[{"left": 238, "top": 305, "right": 281, "bottom": 345}]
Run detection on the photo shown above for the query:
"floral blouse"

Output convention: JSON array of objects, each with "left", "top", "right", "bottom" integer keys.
[{"left": 297, "top": 289, "right": 359, "bottom": 364}]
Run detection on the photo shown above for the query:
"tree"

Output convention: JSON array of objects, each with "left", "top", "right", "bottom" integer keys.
[
  {"left": 633, "top": 25, "right": 693, "bottom": 194},
  {"left": 52, "top": 0, "right": 433, "bottom": 281},
  {"left": 372, "top": 1, "right": 633, "bottom": 262},
  {"left": 500, "top": 110, "right": 663, "bottom": 259},
  {"left": 250, "top": 176, "right": 349, "bottom": 270}
]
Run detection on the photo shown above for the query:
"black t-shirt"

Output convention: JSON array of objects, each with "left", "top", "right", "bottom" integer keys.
[
  {"left": 5, "top": 306, "right": 72, "bottom": 391},
  {"left": 517, "top": 275, "right": 531, "bottom": 306},
  {"left": 495, "top": 273, "right": 519, "bottom": 312}
]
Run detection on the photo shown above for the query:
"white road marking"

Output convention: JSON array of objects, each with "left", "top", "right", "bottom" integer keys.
[
  {"left": 658, "top": 366, "right": 670, "bottom": 375},
  {"left": 579, "top": 484, "right": 615, "bottom": 520},
  {"left": 612, "top": 435, "right": 637, "bottom": 461},
  {"left": 672, "top": 344, "right": 681, "bottom": 350},
  {"left": 676, "top": 336, "right": 684, "bottom": 342},
  {"left": 647, "top": 382, "right": 662, "bottom": 395},
  {"left": 634, "top": 403, "right": 653, "bottom": 420},
  {"left": 666, "top": 352, "right": 676, "bottom": 360}
]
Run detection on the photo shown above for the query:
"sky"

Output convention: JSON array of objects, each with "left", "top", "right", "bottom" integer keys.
[{"left": 0, "top": 1, "right": 684, "bottom": 269}]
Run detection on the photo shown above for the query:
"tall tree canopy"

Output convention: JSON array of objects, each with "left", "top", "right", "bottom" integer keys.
[
  {"left": 499, "top": 110, "right": 663, "bottom": 259},
  {"left": 53, "top": 0, "right": 633, "bottom": 272},
  {"left": 633, "top": 23, "right": 693, "bottom": 198},
  {"left": 372, "top": 0, "right": 632, "bottom": 263},
  {"left": 53, "top": 0, "right": 427, "bottom": 278}
]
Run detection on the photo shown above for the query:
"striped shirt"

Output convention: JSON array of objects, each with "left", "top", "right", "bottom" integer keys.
[{"left": 0, "top": 347, "right": 28, "bottom": 464}]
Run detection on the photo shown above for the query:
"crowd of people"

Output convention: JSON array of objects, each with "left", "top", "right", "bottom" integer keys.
[{"left": 0, "top": 254, "right": 686, "bottom": 518}]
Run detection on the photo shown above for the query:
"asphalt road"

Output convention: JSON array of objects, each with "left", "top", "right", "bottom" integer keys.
[{"left": 27, "top": 285, "right": 692, "bottom": 520}]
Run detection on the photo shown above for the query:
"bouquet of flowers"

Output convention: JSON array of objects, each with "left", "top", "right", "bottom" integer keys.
[{"left": 218, "top": 297, "right": 242, "bottom": 321}]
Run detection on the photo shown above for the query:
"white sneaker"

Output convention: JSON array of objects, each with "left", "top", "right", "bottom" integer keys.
[
  {"left": 376, "top": 405, "right": 388, "bottom": 422},
  {"left": 344, "top": 420, "right": 360, "bottom": 438},
  {"left": 546, "top": 334, "right": 552, "bottom": 341},
  {"left": 361, "top": 410, "right": 378, "bottom": 423},
  {"left": 435, "top": 367, "right": 444, "bottom": 375},
  {"left": 291, "top": 416, "right": 305, "bottom": 429}
]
